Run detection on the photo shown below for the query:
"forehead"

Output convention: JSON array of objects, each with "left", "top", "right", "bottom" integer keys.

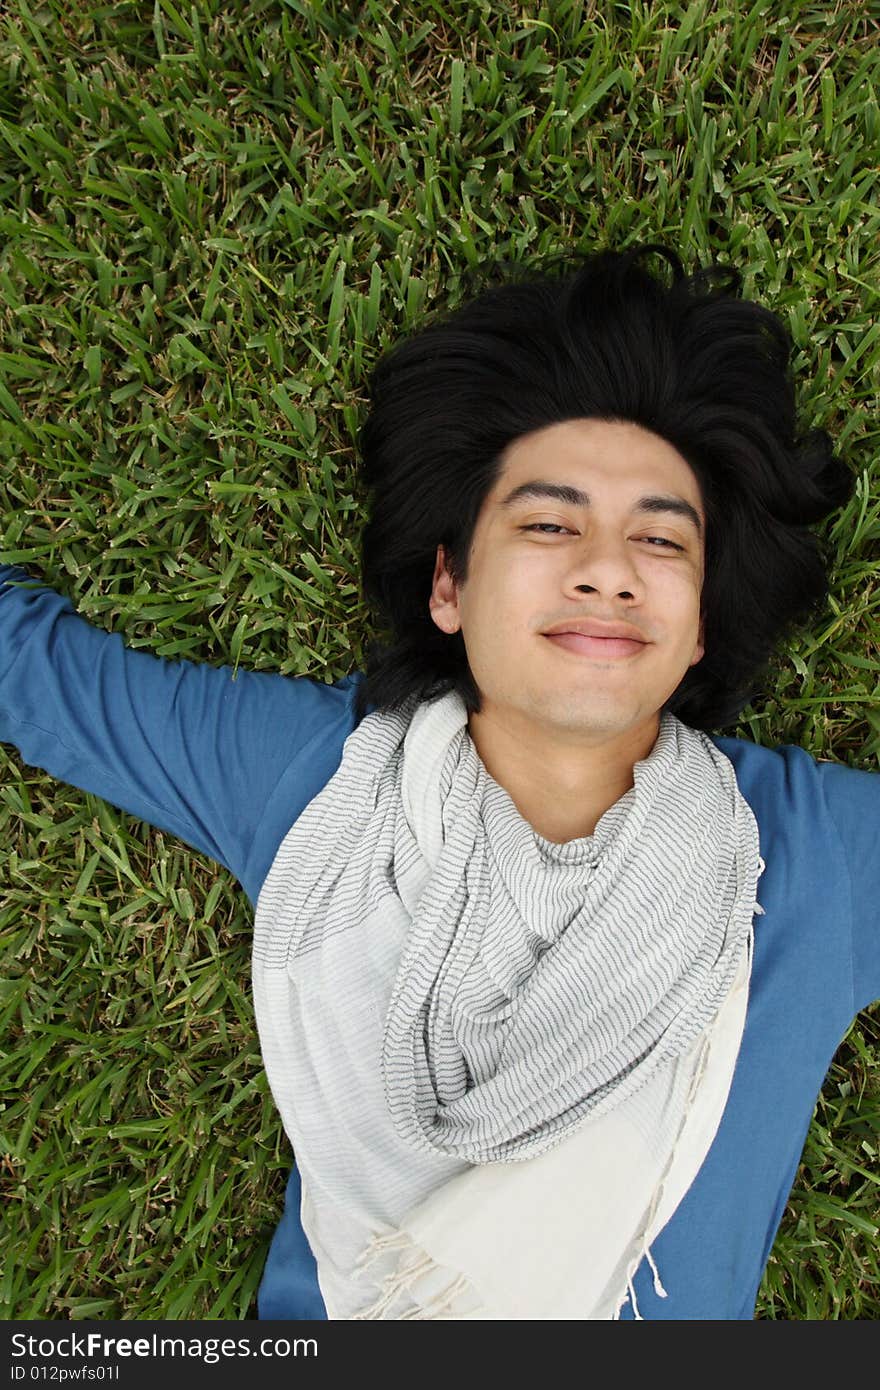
[{"left": 490, "top": 418, "right": 704, "bottom": 508}]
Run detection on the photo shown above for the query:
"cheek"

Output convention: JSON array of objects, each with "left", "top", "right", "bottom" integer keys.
[
  {"left": 656, "top": 561, "right": 702, "bottom": 602},
  {"left": 462, "top": 552, "right": 533, "bottom": 620},
  {"left": 458, "top": 568, "right": 536, "bottom": 667},
  {"left": 655, "top": 573, "right": 703, "bottom": 643}
]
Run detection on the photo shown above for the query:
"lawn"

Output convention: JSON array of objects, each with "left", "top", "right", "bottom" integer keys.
[{"left": 1, "top": 0, "right": 878, "bottom": 1319}]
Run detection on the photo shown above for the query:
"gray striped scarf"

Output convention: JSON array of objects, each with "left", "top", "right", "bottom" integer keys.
[{"left": 252, "top": 688, "right": 761, "bottom": 1313}]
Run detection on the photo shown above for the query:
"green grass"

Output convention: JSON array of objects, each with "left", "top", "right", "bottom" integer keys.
[{"left": 1, "top": 0, "right": 878, "bottom": 1320}]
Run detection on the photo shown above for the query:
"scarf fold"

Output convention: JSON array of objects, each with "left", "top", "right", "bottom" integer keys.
[
  {"left": 350, "top": 935, "right": 754, "bottom": 1319},
  {"left": 252, "top": 691, "right": 764, "bottom": 1319}
]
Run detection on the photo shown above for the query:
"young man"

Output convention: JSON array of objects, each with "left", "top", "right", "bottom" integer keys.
[{"left": 1, "top": 244, "right": 877, "bottom": 1319}]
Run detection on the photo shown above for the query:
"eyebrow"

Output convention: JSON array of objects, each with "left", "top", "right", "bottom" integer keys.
[{"left": 498, "top": 480, "right": 703, "bottom": 539}]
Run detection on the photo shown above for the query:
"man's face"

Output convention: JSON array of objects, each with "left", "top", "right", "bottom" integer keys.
[{"left": 429, "top": 418, "right": 706, "bottom": 747}]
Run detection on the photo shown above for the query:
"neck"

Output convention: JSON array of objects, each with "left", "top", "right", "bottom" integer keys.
[{"left": 466, "top": 705, "right": 661, "bottom": 844}]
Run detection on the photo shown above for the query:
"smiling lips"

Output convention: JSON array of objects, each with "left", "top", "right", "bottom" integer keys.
[{"left": 541, "top": 619, "right": 648, "bottom": 660}]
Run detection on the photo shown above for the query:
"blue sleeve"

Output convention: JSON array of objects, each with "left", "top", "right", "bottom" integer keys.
[
  {"left": 817, "top": 758, "right": 880, "bottom": 1015},
  {"left": 0, "top": 565, "right": 361, "bottom": 895}
]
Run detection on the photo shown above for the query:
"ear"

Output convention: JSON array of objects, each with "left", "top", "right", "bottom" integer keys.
[
  {"left": 688, "top": 615, "right": 705, "bottom": 668},
  {"left": 428, "top": 543, "right": 461, "bottom": 634}
]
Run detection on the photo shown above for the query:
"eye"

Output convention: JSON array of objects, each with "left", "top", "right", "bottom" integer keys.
[
  {"left": 521, "top": 523, "right": 573, "bottom": 534},
  {"left": 638, "top": 536, "right": 685, "bottom": 551}
]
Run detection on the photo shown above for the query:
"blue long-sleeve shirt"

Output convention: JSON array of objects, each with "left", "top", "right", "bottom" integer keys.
[{"left": 1, "top": 563, "right": 878, "bottom": 1320}]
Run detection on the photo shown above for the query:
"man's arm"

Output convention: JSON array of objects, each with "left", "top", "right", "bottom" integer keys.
[
  {"left": 0, "top": 564, "right": 362, "bottom": 898},
  {"left": 818, "top": 757, "right": 880, "bottom": 1015}
]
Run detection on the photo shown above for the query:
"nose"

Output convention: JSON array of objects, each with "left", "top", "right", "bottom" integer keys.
[{"left": 563, "top": 531, "right": 645, "bottom": 603}]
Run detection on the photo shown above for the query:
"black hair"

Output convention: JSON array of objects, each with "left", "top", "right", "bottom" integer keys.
[{"left": 353, "top": 241, "right": 854, "bottom": 731}]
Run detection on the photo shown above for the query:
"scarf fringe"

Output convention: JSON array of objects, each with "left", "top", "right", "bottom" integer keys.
[
  {"left": 613, "top": 1239, "right": 669, "bottom": 1319},
  {"left": 357, "top": 1227, "right": 670, "bottom": 1322},
  {"left": 352, "top": 1230, "right": 476, "bottom": 1320},
  {"left": 645, "top": 1244, "right": 668, "bottom": 1297}
]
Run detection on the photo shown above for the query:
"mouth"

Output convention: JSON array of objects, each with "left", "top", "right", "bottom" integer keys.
[{"left": 542, "top": 632, "right": 647, "bottom": 659}]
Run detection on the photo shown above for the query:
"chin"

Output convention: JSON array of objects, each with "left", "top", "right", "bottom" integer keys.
[{"left": 531, "top": 694, "right": 644, "bottom": 734}]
